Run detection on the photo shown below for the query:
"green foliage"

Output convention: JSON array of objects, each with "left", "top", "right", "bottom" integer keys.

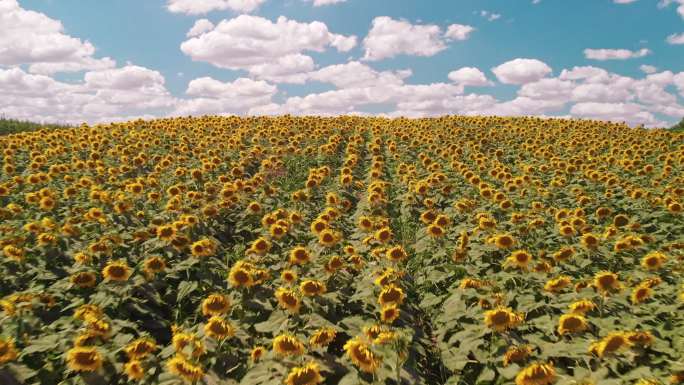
[
  {"left": 670, "top": 118, "right": 684, "bottom": 132},
  {"left": 0, "top": 116, "right": 70, "bottom": 136}
]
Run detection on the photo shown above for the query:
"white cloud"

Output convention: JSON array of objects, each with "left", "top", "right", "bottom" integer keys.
[
  {"left": 584, "top": 48, "right": 651, "bottom": 60},
  {"left": 0, "top": 65, "right": 176, "bottom": 124},
  {"left": 666, "top": 32, "right": 684, "bottom": 45},
  {"left": 448, "top": 67, "right": 492, "bottom": 87},
  {"left": 309, "top": 61, "right": 411, "bottom": 88},
  {"left": 444, "top": 24, "right": 475, "bottom": 41},
  {"left": 187, "top": 19, "right": 215, "bottom": 37},
  {"left": 246, "top": 54, "right": 315, "bottom": 84},
  {"left": 0, "top": 0, "right": 115, "bottom": 74},
  {"left": 518, "top": 78, "right": 574, "bottom": 102},
  {"left": 640, "top": 64, "right": 657, "bottom": 74},
  {"left": 479, "top": 10, "right": 501, "bottom": 21},
  {"left": 307, "top": 0, "right": 347, "bottom": 6},
  {"left": 181, "top": 15, "right": 356, "bottom": 82},
  {"left": 614, "top": 0, "right": 638, "bottom": 4},
  {"left": 186, "top": 77, "right": 276, "bottom": 99},
  {"left": 570, "top": 102, "right": 667, "bottom": 127},
  {"left": 166, "top": 0, "right": 266, "bottom": 15},
  {"left": 658, "top": 0, "right": 684, "bottom": 18},
  {"left": 492, "top": 58, "right": 552, "bottom": 85},
  {"left": 362, "top": 17, "right": 447, "bottom": 61}
]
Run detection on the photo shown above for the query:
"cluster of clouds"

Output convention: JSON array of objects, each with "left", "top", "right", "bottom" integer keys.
[{"left": 1, "top": 0, "right": 683, "bottom": 127}]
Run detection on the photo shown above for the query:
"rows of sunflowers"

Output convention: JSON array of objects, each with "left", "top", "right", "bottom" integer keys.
[{"left": 0, "top": 115, "right": 682, "bottom": 385}]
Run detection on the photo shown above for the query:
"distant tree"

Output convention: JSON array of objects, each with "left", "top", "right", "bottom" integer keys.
[
  {"left": 0, "top": 116, "right": 70, "bottom": 136},
  {"left": 671, "top": 117, "right": 684, "bottom": 132}
]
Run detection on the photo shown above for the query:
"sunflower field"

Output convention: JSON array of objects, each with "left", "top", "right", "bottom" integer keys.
[{"left": 0, "top": 115, "right": 683, "bottom": 385}]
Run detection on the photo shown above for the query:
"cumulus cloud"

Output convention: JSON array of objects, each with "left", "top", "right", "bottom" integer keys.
[
  {"left": 306, "top": 0, "right": 347, "bottom": 6},
  {"left": 479, "top": 10, "right": 501, "bottom": 21},
  {"left": 492, "top": 58, "right": 552, "bottom": 85},
  {"left": 570, "top": 102, "right": 666, "bottom": 127},
  {"left": 658, "top": 0, "right": 684, "bottom": 18},
  {"left": 614, "top": 0, "right": 638, "bottom": 4},
  {"left": 187, "top": 19, "right": 215, "bottom": 37},
  {"left": 584, "top": 48, "right": 651, "bottom": 60},
  {"left": 666, "top": 32, "right": 684, "bottom": 45},
  {"left": 0, "top": 0, "right": 115, "bottom": 74},
  {"left": 181, "top": 15, "right": 356, "bottom": 82},
  {"left": 166, "top": 0, "right": 266, "bottom": 15},
  {"left": 175, "top": 76, "right": 277, "bottom": 116},
  {"left": 640, "top": 64, "right": 657, "bottom": 74},
  {"left": 363, "top": 17, "right": 470, "bottom": 61},
  {"left": 448, "top": 67, "right": 492, "bottom": 87},
  {"left": 309, "top": 61, "right": 412, "bottom": 88},
  {"left": 444, "top": 24, "right": 475, "bottom": 40},
  {"left": 0, "top": 65, "right": 176, "bottom": 124}
]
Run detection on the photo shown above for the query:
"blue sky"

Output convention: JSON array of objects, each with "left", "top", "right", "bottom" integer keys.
[{"left": 2, "top": 0, "right": 684, "bottom": 126}]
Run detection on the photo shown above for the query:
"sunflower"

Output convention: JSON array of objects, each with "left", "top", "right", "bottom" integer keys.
[
  {"left": 589, "top": 331, "right": 632, "bottom": 358},
  {"left": 627, "top": 331, "right": 654, "bottom": 347},
  {"left": 378, "top": 284, "right": 405, "bottom": 307},
  {"left": 248, "top": 237, "right": 271, "bottom": 256},
  {"left": 167, "top": 354, "right": 204, "bottom": 382},
  {"left": 385, "top": 245, "right": 407, "bottom": 262},
  {"left": 309, "top": 327, "right": 336, "bottom": 347},
  {"left": 273, "top": 334, "right": 306, "bottom": 356},
  {"left": 380, "top": 304, "right": 400, "bottom": 324},
  {"left": 426, "top": 224, "right": 445, "bottom": 238},
  {"left": 580, "top": 233, "right": 600, "bottom": 249},
  {"left": 515, "top": 362, "right": 557, "bottom": 385},
  {"left": 506, "top": 250, "right": 533, "bottom": 270},
  {"left": 289, "top": 246, "right": 311, "bottom": 265},
  {"left": 310, "top": 218, "right": 329, "bottom": 235},
  {"left": 631, "top": 284, "right": 653, "bottom": 304},
  {"left": 171, "top": 331, "right": 205, "bottom": 358},
  {"left": 568, "top": 299, "right": 596, "bottom": 314},
  {"left": 552, "top": 247, "right": 574, "bottom": 262},
  {"left": 250, "top": 346, "right": 266, "bottom": 362},
  {"left": 484, "top": 307, "right": 524, "bottom": 332},
  {"left": 156, "top": 225, "right": 176, "bottom": 241},
  {"left": 492, "top": 234, "right": 516, "bottom": 249},
  {"left": 228, "top": 264, "right": 255, "bottom": 288},
  {"left": 66, "top": 346, "right": 103, "bottom": 372},
  {"left": 124, "top": 360, "right": 145, "bottom": 381},
  {"left": 275, "top": 287, "right": 301, "bottom": 313},
  {"left": 2, "top": 245, "right": 24, "bottom": 262},
  {"left": 201, "top": 293, "right": 230, "bottom": 317},
  {"left": 613, "top": 214, "right": 630, "bottom": 227},
  {"left": 143, "top": 256, "right": 166, "bottom": 275},
  {"left": 102, "top": 261, "right": 132, "bottom": 282},
  {"left": 285, "top": 361, "right": 324, "bottom": 385},
  {"left": 374, "top": 227, "right": 392, "bottom": 243},
  {"left": 503, "top": 345, "right": 533, "bottom": 367},
  {"left": 204, "top": 316, "right": 235, "bottom": 340},
  {"left": 641, "top": 251, "right": 667, "bottom": 271},
  {"left": 300, "top": 280, "right": 326, "bottom": 297},
  {"left": 324, "top": 255, "right": 344, "bottom": 274},
  {"left": 190, "top": 238, "right": 217, "bottom": 258},
  {"left": 70, "top": 271, "right": 97, "bottom": 288},
  {"left": 281, "top": 269, "right": 298, "bottom": 284},
  {"left": 317, "top": 229, "right": 340, "bottom": 247},
  {"left": 344, "top": 337, "right": 381, "bottom": 373},
  {"left": 593, "top": 271, "right": 621, "bottom": 294},
  {"left": 557, "top": 314, "right": 588, "bottom": 335},
  {"left": 0, "top": 338, "right": 18, "bottom": 364},
  {"left": 125, "top": 338, "right": 157, "bottom": 360},
  {"left": 543, "top": 276, "right": 572, "bottom": 293}
]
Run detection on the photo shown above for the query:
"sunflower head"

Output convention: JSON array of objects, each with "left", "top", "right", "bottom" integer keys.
[
  {"left": 273, "top": 334, "right": 306, "bottom": 357},
  {"left": 201, "top": 293, "right": 231, "bottom": 317},
  {"left": 484, "top": 307, "right": 524, "bottom": 332},
  {"left": 66, "top": 346, "right": 103, "bottom": 372},
  {"left": 514, "top": 362, "right": 557, "bottom": 385},
  {"left": 285, "top": 361, "right": 324, "bottom": 385},
  {"left": 343, "top": 337, "right": 381, "bottom": 373},
  {"left": 557, "top": 313, "right": 589, "bottom": 335}
]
